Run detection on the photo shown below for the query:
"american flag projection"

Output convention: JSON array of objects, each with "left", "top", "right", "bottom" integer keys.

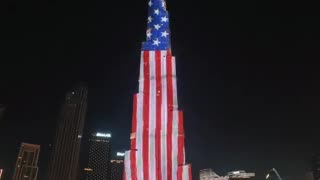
[{"left": 123, "top": 0, "right": 192, "bottom": 179}]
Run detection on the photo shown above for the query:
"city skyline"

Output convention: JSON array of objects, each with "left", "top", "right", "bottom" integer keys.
[{"left": 1, "top": 0, "right": 320, "bottom": 179}]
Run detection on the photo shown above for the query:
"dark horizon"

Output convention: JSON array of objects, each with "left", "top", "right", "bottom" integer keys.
[{"left": 1, "top": 0, "right": 320, "bottom": 179}]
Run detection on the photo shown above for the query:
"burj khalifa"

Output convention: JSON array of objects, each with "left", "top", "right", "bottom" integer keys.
[{"left": 124, "top": 0, "right": 192, "bottom": 179}]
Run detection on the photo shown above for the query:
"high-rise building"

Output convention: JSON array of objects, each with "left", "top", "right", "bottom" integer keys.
[
  {"left": 47, "top": 84, "right": 88, "bottom": 180},
  {"left": 111, "top": 160, "right": 124, "bottom": 180},
  {"left": 85, "top": 132, "right": 112, "bottom": 180},
  {"left": 313, "top": 153, "right": 320, "bottom": 180},
  {"left": 123, "top": 0, "right": 192, "bottom": 179},
  {"left": 110, "top": 152, "right": 125, "bottom": 180},
  {"left": 12, "top": 143, "right": 40, "bottom": 180}
]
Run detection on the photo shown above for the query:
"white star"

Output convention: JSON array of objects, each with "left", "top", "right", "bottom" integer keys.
[
  {"left": 161, "top": 16, "right": 168, "bottom": 22},
  {"left": 148, "top": 16, "right": 152, "bottom": 23},
  {"left": 153, "top": 39, "right": 160, "bottom": 46},
  {"left": 162, "top": 1, "right": 165, "bottom": 7},
  {"left": 154, "top": 24, "right": 161, "bottom": 30},
  {"left": 154, "top": 9, "right": 160, "bottom": 15},
  {"left": 147, "top": 31, "right": 152, "bottom": 38},
  {"left": 161, "top": 31, "right": 169, "bottom": 37},
  {"left": 148, "top": 1, "right": 152, "bottom": 7}
]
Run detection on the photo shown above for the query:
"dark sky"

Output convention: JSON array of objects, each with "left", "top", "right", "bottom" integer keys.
[{"left": 1, "top": 0, "right": 320, "bottom": 179}]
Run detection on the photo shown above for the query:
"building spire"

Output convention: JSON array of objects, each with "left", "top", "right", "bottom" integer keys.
[{"left": 142, "top": 0, "right": 171, "bottom": 50}]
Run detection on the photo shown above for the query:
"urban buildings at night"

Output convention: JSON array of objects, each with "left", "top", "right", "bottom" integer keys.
[
  {"left": 12, "top": 143, "right": 40, "bottom": 180},
  {"left": 111, "top": 159, "right": 124, "bottom": 180},
  {"left": 85, "top": 132, "right": 112, "bottom": 180},
  {"left": 110, "top": 152, "right": 125, "bottom": 180},
  {"left": 47, "top": 84, "right": 88, "bottom": 180}
]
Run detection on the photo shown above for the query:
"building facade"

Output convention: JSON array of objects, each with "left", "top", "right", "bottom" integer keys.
[
  {"left": 123, "top": 0, "right": 192, "bottom": 179},
  {"left": 111, "top": 160, "right": 124, "bottom": 180},
  {"left": 12, "top": 143, "right": 40, "bottom": 180},
  {"left": 47, "top": 84, "right": 88, "bottom": 180},
  {"left": 85, "top": 132, "right": 111, "bottom": 180}
]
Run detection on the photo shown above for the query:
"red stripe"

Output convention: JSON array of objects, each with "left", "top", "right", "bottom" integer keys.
[
  {"left": 166, "top": 52, "right": 173, "bottom": 180},
  {"left": 177, "top": 111, "right": 184, "bottom": 165},
  {"left": 143, "top": 51, "right": 150, "bottom": 180},
  {"left": 131, "top": 94, "right": 138, "bottom": 149},
  {"left": 123, "top": 167, "right": 126, "bottom": 180},
  {"left": 155, "top": 51, "right": 162, "bottom": 180},
  {"left": 131, "top": 151, "right": 137, "bottom": 180},
  {"left": 130, "top": 95, "right": 138, "bottom": 179},
  {"left": 188, "top": 165, "right": 192, "bottom": 180},
  {"left": 177, "top": 166, "right": 183, "bottom": 180}
]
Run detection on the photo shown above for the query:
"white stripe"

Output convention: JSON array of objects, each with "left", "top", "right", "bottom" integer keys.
[
  {"left": 182, "top": 165, "right": 189, "bottom": 180},
  {"left": 124, "top": 151, "right": 132, "bottom": 179},
  {"left": 172, "top": 57, "right": 178, "bottom": 110},
  {"left": 136, "top": 93, "right": 144, "bottom": 180},
  {"left": 161, "top": 51, "right": 168, "bottom": 180},
  {"left": 172, "top": 110, "right": 179, "bottom": 180},
  {"left": 139, "top": 51, "right": 144, "bottom": 93},
  {"left": 149, "top": 51, "right": 156, "bottom": 179}
]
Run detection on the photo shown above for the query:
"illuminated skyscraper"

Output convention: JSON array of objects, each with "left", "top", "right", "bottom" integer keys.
[
  {"left": 123, "top": 0, "right": 192, "bottom": 179},
  {"left": 111, "top": 152, "right": 125, "bottom": 180},
  {"left": 12, "top": 143, "right": 40, "bottom": 180},
  {"left": 47, "top": 84, "right": 88, "bottom": 180},
  {"left": 111, "top": 160, "right": 124, "bottom": 180},
  {"left": 85, "top": 132, "right": 112, "bottom": 180}
]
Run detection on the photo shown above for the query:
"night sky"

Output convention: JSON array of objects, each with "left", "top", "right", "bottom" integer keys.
[{"left": 1, "top": 0, "right": 320, "bottom": 179}]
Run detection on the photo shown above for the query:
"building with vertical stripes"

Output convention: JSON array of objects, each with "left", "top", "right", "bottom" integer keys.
[
  {"left": 123, "top": 0, "right": 192, "bottom": 179},
  {"left": 12, "top": 143, "right": 40, "bottom": 180},
  {"left": 47, "top": 84, "right": 88, "bottom": 180}
]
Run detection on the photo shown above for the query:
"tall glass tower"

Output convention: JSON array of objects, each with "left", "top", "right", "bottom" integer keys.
[{"left": 47, "top": 84, "right": 88, "bottom": 180}]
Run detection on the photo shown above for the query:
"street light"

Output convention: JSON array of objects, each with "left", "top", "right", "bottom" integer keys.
[{"left": 266, "top": 168, "right": 282, "bottom": 180}]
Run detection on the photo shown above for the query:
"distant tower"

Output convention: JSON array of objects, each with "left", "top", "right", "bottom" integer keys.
[
  {"left": 12, "top": 143, "right": 40, "bottom": 180},
  {"left": 313, "top": 153, "right": 320, "bottom": 180},
  {"left": 47, "top": 84, "right": 88, "bottom": 180},
  {"left": 85, "top": 132, "right": 112, "bottom": 180},
  {"left": 111, "top": 152, "right": 125, "bottom": 180},
  {"left": 111, "top": 160, "right": 124, "bottom": 180}
]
